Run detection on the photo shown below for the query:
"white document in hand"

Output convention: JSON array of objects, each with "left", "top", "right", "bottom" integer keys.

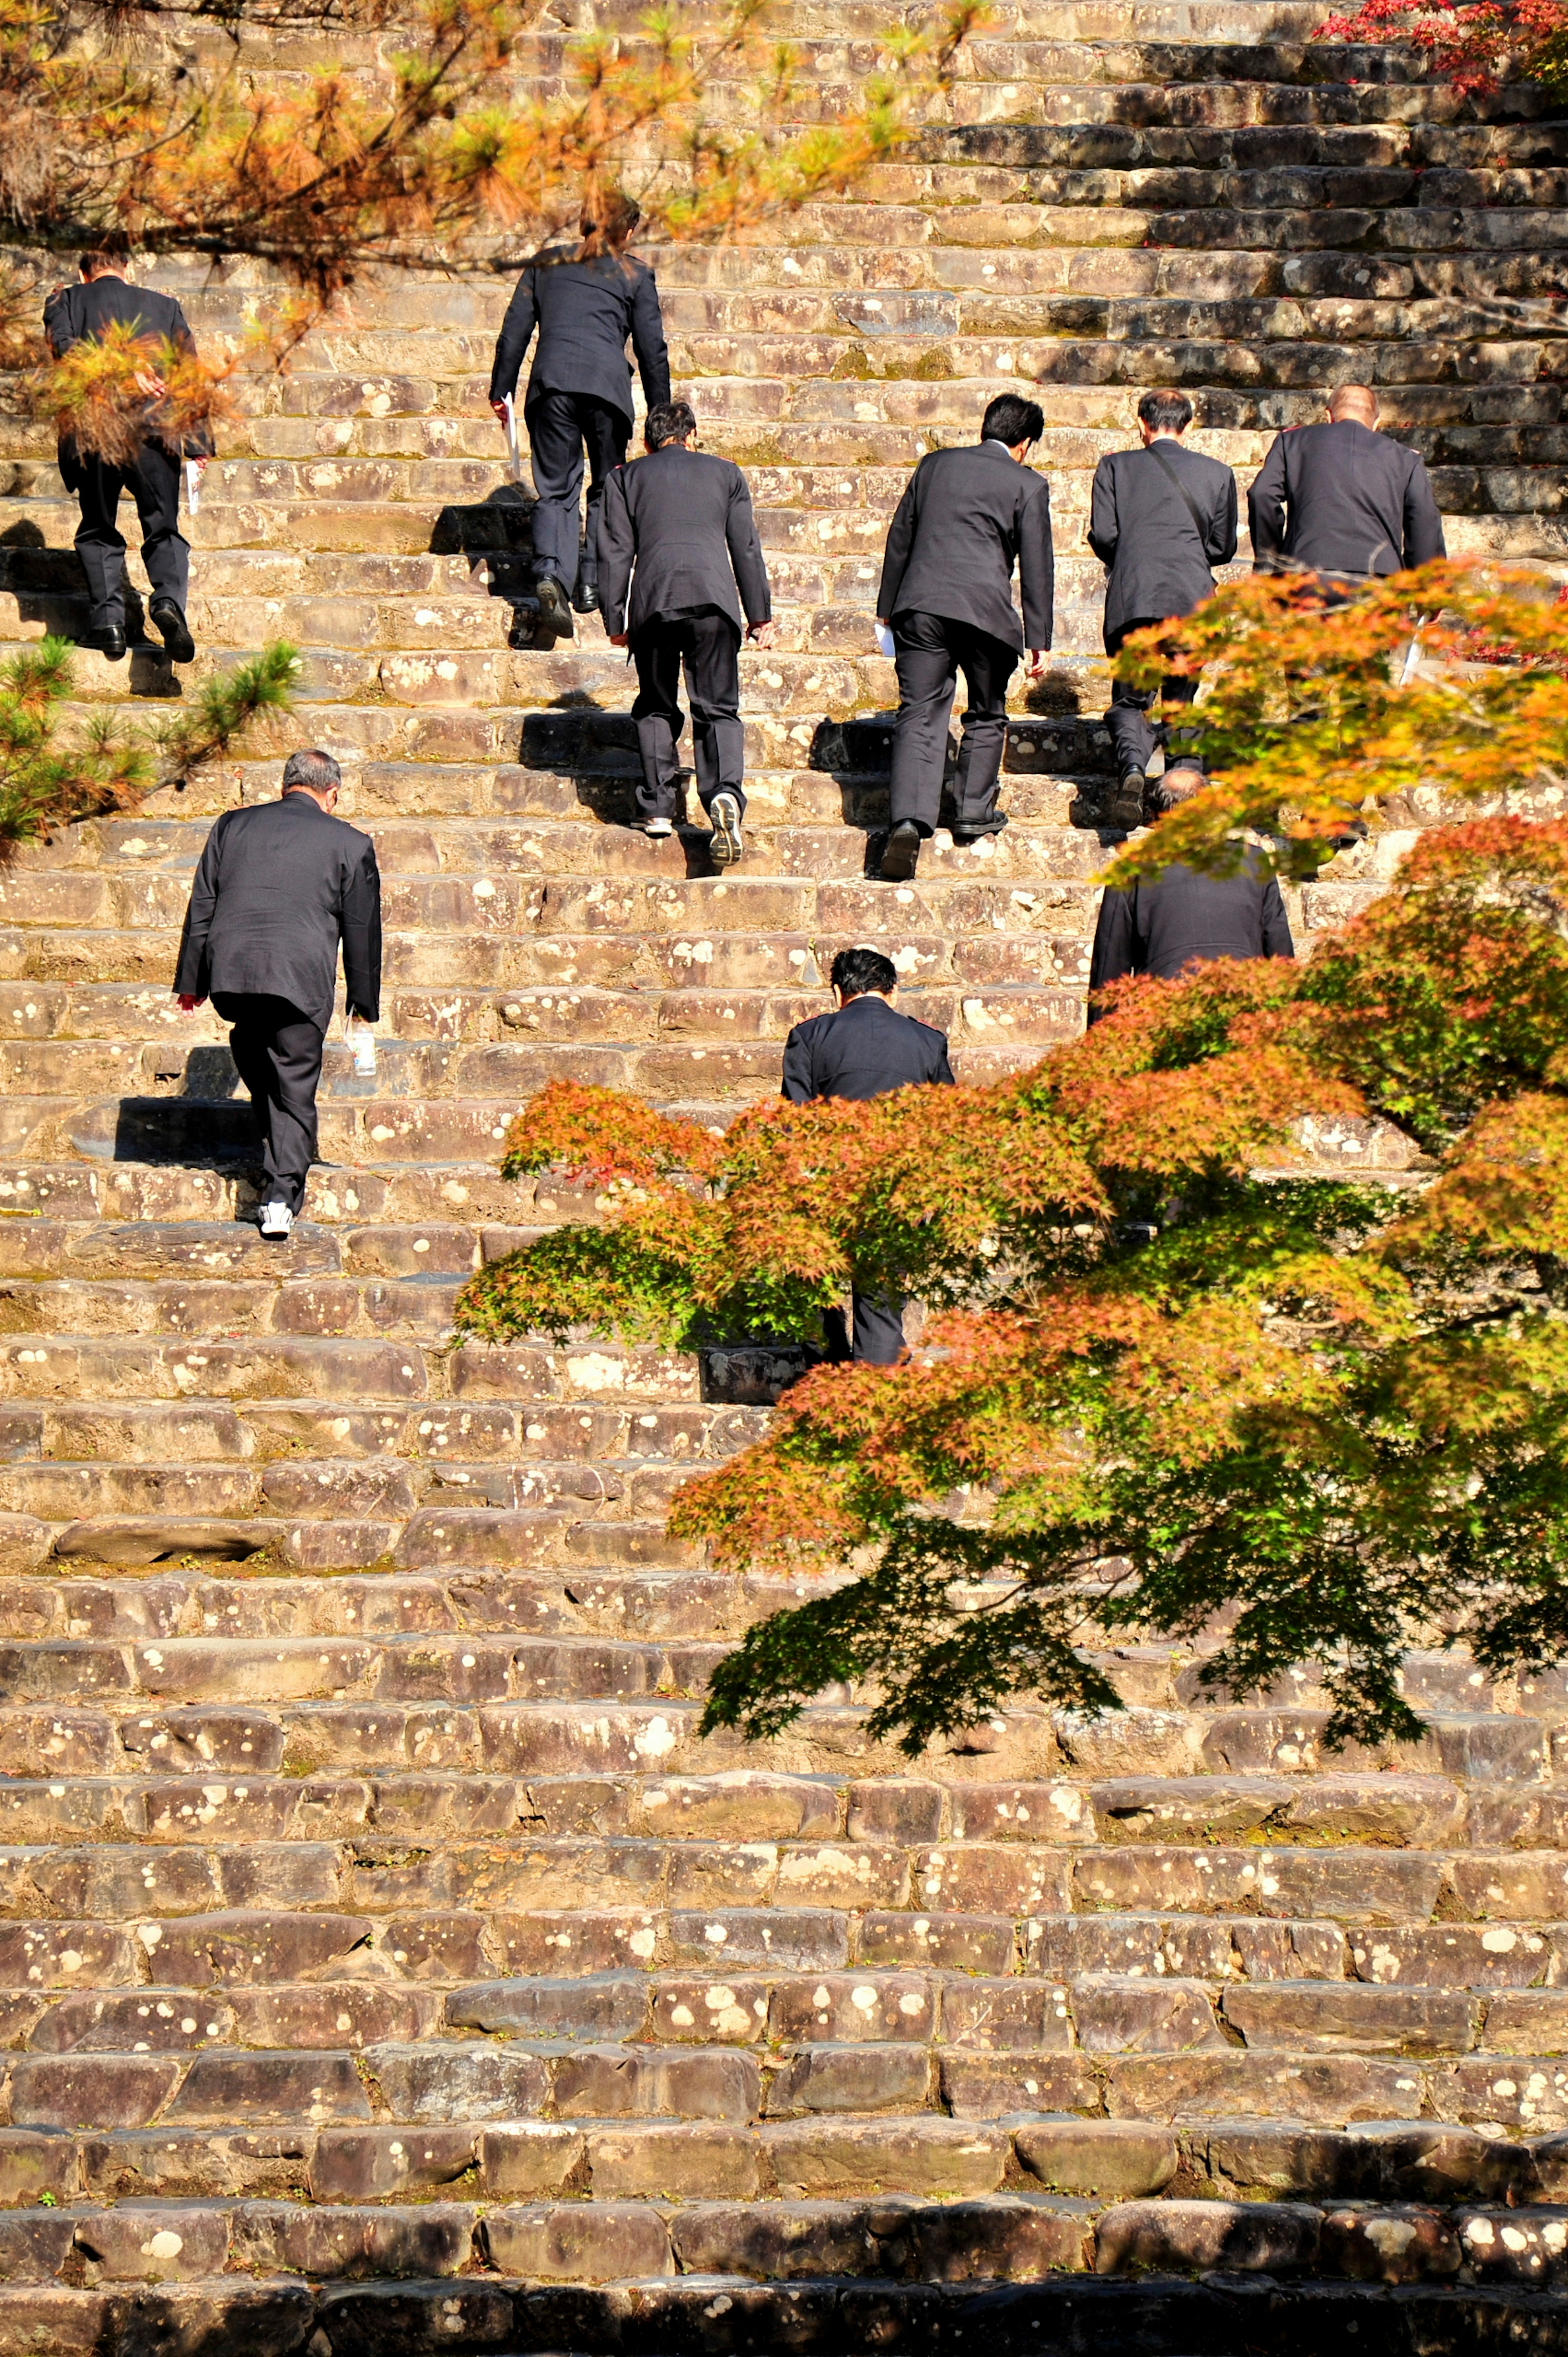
[
  {"left": 502, "top": 395, "right": 523, "bottom": 483},
  {"left": 874, "top": 622, "right": 895, "bottom": 659},
  {"left": 185, "top": 460, "right": 201, "bottom": 515}
]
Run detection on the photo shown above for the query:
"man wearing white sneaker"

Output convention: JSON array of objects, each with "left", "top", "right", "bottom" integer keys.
[
  {"left": 599, "top": 399, "right": 774, "bottom": 866},
  {"left": 173, "top": 749, "right": 381, "bottom": 1239}
]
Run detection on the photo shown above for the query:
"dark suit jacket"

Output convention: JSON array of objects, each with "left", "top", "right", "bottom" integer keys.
[
  {"left": 1088, "top": 849, "right": 1294, "bottom": 1014},
  {"left": 43, "top": 276, "right": 212, "bottom": 457},
  {"left": 599, "top": 444, "right": 771, "bottom": 637},
  {"left": 782, "top": 991, "right": 956, "bottom": 1104},
  {"left": 488, "top": 247, "right": 670, "bottom": 426},
  {"left": 1089, "top": 440, "right": 1238, "bottom": 646},
  {"left": 174, "top": 793, "right": 382, "bottom": 1034},
  {"left": 877, "top": 442, "right": 1054, "bottom": 652},
  {"left": 1248, "top": 419, "right": 1446, "bottom": 580}
]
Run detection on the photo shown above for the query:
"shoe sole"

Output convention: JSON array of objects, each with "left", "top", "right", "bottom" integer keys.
[
  {"left": 535, "top": 583, "right": 574, "bottom": 635},
  {"left": 150, "top": 610, "right": 195, "bottom": 664},
  {"left": 879, "top": 831, "right": 921, "bottom": 882},
  {"left": 710, "top": 803, "right": 744, "bottom": 866}
]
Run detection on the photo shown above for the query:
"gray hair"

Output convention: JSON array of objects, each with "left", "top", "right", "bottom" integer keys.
[{"left": 281, "top": 748, "right": 341, "bottom": 795}]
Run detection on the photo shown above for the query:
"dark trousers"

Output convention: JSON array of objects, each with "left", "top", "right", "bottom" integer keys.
[
  {"left": 525, "top": 391, "right": 628, "bottom": 583},
  {"left": 214, "top": 992, "right": 325, "bottom": 1215},
  {"left": 889, "top": 610, "right": 1018, "bottom": 835},
  {"left": 824, "top": 1294, "right": 906, "bottom": 1367},
  {"left": 630, "top": 611, "right": 747, "bottom": 823},
  {"left": 59, "top": 437, "right": 189, "bottom": 633},
  {"left": 1105, "top": 617, "right": 1202, "bottom": 781}
]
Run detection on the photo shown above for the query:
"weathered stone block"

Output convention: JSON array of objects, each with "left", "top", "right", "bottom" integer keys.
[
  {"left": 1013, "top": 2120, "right": 1178, "bottom": 2199},
  {"left": 1095, "top": 2197, "right": 1322, "bottom": 2276},
  {"left": 762, "top": 2117, "right": 1009, "bottom": 2197},
  {"left": 481, "top": 2199, "right": 673, "bottom": 2282},
  {"left": 309, "top": 2127, "right": 479, "bottom": 2203}
]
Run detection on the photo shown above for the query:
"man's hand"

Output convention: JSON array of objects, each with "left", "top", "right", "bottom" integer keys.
[
  {"left": 1026, "top": 647, "right": 1046, "bottom": 679},
  {"left": 176, "top": 994, "right": 203, "bottom": 1013},
  {"left": 747, "top": 621, "right": 776, "bottom": 650},
  {"left": 490, "top": 398, "right": 510, "bottom": 425},
  {"left": 609, "top": 630, "right": 629, "bottom": 648}
]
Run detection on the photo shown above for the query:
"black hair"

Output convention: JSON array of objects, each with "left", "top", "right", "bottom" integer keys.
[
  {"left": 981, "top": 393, "right": 1045, "bottom": 448},
  {"left": 645, "top": 399, "right": 697, "bottom": 450},
  {"left": 831, "top": 945, "right": 899, "bottom": 999},
  {"left": 578, "top": 189, "right": 641, "bottom": 260},
  {"left": 1138, "top": 388, "right": 1194, "bottom": 434}
]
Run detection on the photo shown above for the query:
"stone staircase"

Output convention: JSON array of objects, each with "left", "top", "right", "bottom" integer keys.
[{"left": 0, "top": 0, "right": 1567, "bottom": 2348}]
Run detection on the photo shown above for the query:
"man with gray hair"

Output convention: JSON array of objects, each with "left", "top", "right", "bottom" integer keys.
[{"left": 174, "top": 750, "right": 381, "bottom": 1238}]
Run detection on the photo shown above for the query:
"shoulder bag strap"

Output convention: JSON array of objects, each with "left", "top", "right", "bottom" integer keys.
[{"left": 1147, "top": 441, "right": 1209, "bottom": 544}]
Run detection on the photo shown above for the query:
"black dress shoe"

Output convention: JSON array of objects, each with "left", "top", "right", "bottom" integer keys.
[
  {"left": 571, "top": 573, "right": 601, "bottom": 614},
  {"left": 880, "top": 820, "right": 922, "bottom": 882},
  {"left": 149, "top": 597, "right": 195, "bottom": 664},
  {"left": 1118, "top": 765, "right": 1147, "bottom": 797},
  {"left": 534, "top": 576, "right": 574, "bottom": 635},
  {"left": 952, "top": 813, "right": 1009, "bottom": 844},
  {"left": 91, "top": 625, "right": 127, "bottom": 662}
]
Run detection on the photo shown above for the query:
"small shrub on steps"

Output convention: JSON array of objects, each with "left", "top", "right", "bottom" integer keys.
[{"left": 0, "top": 633, "right": 298, "bottom": 847}]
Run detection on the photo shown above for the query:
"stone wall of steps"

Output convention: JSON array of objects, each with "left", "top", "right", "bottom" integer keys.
[{"left": 1, "top": 1, "right": 1568, "bottom": 2348}]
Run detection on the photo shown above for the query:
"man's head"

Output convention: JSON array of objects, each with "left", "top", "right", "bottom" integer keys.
[
  {"left": 1328, "top": 383, "right": 1380, "bottom": 428},
  {"left": 1138, "top": 388, "right": 1193, "bottom": 443},
  {"left": 831, "top": 945, "right": 898, "bottom": 1005},
  {"left": 579, "top": 189, "right": 641, "bottom": 258},
  {"left": 79, "top": 239, "right": 130, "bottom": 283},
  {"left": 281, "top": 747, "right": 342, "bottom": 810},
  {"left": 981, "top": 393, "right": 1045, "bottom": 456},
  {"left": 1147, "top": 765, "right": 1204, "bottom": 820},
  {"left": 645, "top": 399, "right": 697, "bottom": 452}
]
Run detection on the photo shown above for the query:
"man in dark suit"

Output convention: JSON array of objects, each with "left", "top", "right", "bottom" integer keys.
[
  {"left": 1089, "top": 388, "right": 1238, "bottom": 799},
  {"left": 44, "top": 244, "right": 210, "bottom": 665},
  {"left": 1088, "top": 771, "right": 1294, "bottom": 1018},
  {"left": 174, "top": 749, "right": 382, "bottom": 1239},
  {"left": 874, "top": 392, "right": 1054, "bottom": 882},
  {"left": 1248, "top": 383, "right": 1446, "bottom": 597},
  {"left": 599, "top": 399, "right": 774, "bottom": 866},
  {"left": 782, "top": 946, "right": 955, "bottom": 1364},
  {"left": 488, "top": 191, "right": 671, "bottom": 634}
]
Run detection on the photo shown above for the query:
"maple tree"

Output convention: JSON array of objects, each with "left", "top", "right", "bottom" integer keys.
[
  {"left": 454, "top": 564, "right": 1568, "bottom": 1755},
  {"left": 2, "top": 0, "right": 980, "bottom": 453},
  {"left": 1315, "top": 0, "right": 1568, "bottom": 95}
]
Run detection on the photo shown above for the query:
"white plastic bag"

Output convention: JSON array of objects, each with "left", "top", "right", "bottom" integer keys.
[{"left": 345, "top": 1013, "right": 376, "bottom": 1076}]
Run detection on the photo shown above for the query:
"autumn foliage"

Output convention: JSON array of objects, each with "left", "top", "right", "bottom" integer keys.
[
  {"left": 1316, "top": 0, "right": 1568, "bottom": 94},
  {"left": 454, "top": 571, "right": 1568, "bottom": 1757}
]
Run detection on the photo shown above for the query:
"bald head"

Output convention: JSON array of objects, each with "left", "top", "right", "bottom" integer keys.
[{"left": 1328, "top": 384, "right": 1379, "bottom": 427}]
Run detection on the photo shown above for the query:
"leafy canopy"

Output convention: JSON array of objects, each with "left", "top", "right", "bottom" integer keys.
[{"left": 454, "top": 568, "right": 1568, "bottom": 1757}]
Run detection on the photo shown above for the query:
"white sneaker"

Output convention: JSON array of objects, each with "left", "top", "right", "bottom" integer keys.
[
  {"left": 709, "top": 791, "right": 744, "bottom": 867},
  {"left": 643, "top": 817, "right": 674, "bottom": 838},
  {"left": 258, "top": 1201, "right": 294, "bottom": 1239}
]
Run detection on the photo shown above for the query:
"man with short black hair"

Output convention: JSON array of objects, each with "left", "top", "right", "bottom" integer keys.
[
  {"left": 174, "top": 750, "right": 382, "bottom": 1239},
  {"left": 1089, "top": 388, "right": 1238, "bottom": 800},
  {"left": 1087, "top": 769, "right": 1294, "bottom": 1018},
  {"left": 489, "top": 191, "right": 671, "bottom": 633},
  {"left": 781, "top": 946, "right": 954, "bottom": 1363},
  {"left": 1248, "top": 383, "right": 1445, "bottom": 598},
  {"left": 874, "top": 392, "right": 1054, "bottom": 880},
  {"left": 44, "top": 243, "right": 210, "bottom": 665},
  {"left": 599, "top": 399, "right": 774, "bottom": 864}
]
